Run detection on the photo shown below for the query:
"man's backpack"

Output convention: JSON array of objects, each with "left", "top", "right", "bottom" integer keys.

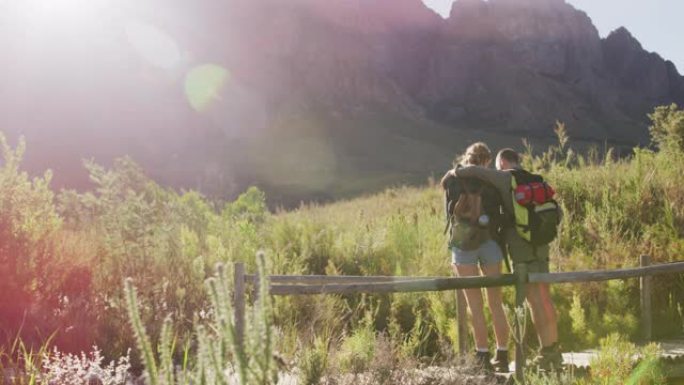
[
  {"left": 510, "top": 169, "right": 561, "bottom": 246},
  {"left": 444, "top": 177, "right": 499, "bottom": 251}
]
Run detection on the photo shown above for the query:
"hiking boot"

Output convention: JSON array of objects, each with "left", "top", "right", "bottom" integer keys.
[
  {"left": 491, "top": 349, "right": 509, "bottom": 373},
  {"left": 530, "top": 343, "right": 563, "bottom": 372},
  {"left": 474, "top": 351, "right": 495, "bottom": 373}
]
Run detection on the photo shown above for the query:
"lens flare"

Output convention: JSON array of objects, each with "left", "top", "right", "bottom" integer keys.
[
  {"left": 184, "top": 64, "right": 230, "bottom": 112},
  {"left": 125, "top": 21, "right": 181, "bottom": 70}
]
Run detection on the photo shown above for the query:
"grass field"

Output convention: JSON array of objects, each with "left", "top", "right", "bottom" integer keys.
[{"left": 0, "top": 105, "right": 683, "bottom": 384}]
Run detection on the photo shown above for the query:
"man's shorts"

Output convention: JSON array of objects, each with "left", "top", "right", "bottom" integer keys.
[
  {"left": 451, "top": 239, "right": 504, "bottom": 266},
  {"left": 523, "top": 253, "right": 550, "bottom": 273},
  {"left": 506, "top": 231, "right": 550, "bottom": 273}
]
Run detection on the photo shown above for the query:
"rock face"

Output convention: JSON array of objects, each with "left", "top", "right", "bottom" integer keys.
[
  {"left": 603, "top": 27, "right": 684, "bottom": 119},
  {"left": 427, "top": 0, "right": 613, "bottom": 137},
  {"left": 217, "top": 0, "right": 684, "bottom": 143},
  {"left": 3, "top": 0, "right": 684, "bottom": 203}
]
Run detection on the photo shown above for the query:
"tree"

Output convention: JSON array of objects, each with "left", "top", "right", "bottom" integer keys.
[
  {"left": 648, "top": 103, "right": 684, "bottom": 152},
  {"left": 0, "top": 133, "right": 92, "bottom": 350}
]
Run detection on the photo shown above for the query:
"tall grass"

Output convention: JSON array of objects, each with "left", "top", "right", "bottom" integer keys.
[{"left": 124, "top": 253, "right": 276, "bottom": 385}]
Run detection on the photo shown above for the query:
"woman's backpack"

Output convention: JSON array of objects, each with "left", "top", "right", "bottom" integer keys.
[
  {"left": 445, "top": 178, "right": 490, "bottom": 251},
  {"left": 510, "top": 170, "right": 561, "bottom": 246}
]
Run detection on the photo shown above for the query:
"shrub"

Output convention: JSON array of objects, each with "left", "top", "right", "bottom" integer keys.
[
  {"left": 41, "top": 347, "right": 131, "bottom": 385},
  {"left": 336, "top": 315, "right": 376, "bottom": 375},
  {"left": 649, "top": 103, "right": 684, "bottom": 152},
  {"left": 124, "top": 253, "right": 276, "bottom": 385},
  {"left": 588, "top": 334, "right": 664, "bottom": 385},
  {"left": 297, "top": 336, "right": 329, "bottom": 385},
  {"left": 0, "top": 133, "right": 94, "bottom": 351}
]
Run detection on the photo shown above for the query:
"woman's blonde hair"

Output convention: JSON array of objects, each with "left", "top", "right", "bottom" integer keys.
[{"left": 457, "top": 142, "right": 492, "bottom": 167}]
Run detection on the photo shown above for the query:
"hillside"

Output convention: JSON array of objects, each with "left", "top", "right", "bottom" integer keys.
[
  {"left": 2, "top": 108, "right": 683, "bottom": 363},
  {"left": 3, "top": 0, "right": 684, "bottom": 205},
  {"left": 0, "top": 106, "right": 683, "bottom": 385}
]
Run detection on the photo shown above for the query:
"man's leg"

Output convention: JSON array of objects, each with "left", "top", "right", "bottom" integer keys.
[
  {"left": 524, "top": 247, "right": 558, "bottom": 348},
  {"left": 527, "top": 280, "right": 562, "bottom": 370},
  {"left": 507, "top": 237, "right": 561, "bottom": 370},
  {"left": 526, "top": 282, "right": 554, "bottom": 347},
  {"left": 538, "top": 282, "right": 558, "bottom": 345}
]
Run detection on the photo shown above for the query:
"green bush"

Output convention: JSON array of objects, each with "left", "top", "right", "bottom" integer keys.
[
  {"left": 337, "top": 314, "right": 376, "bottom": 374},
  {"left": 523, "top": 334, "right": 666, "bottom": 385},
  {"left": 649, "top": 103, "right": 684, "bottom": 152},
  {"left": 125, "top": 253, "right": 276, "bottom": 385},
  {"left": 0, "top": 133, "right": 93, "bottom": 351},
  {"left": 588, "top": 334, "right": 665, "bottom": 385},
  {"left": 297, "top": 337, "right": 328, "bottom": 385}
]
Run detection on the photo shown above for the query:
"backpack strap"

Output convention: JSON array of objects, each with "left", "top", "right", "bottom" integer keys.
[
  {"left": 443, "top": 175, "right": 458, "bottom": 235},
  {"left": 510, "top": 170, "right": 533, "bottom": 242},
  {"left": 443, "top": 216, "right": 452, "bottom": 235}
]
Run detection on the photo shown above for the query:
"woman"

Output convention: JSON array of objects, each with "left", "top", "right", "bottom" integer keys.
[{"left": 440, "top": 142, "right": 510, "bottom": 373}]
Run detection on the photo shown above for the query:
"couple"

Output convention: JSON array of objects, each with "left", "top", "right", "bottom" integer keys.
[{"left": 441, "top": 142, "right": 562, "bottom": 373}]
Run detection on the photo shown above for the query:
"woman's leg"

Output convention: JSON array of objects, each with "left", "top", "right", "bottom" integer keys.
[
  {"left": 451, "top": 263, "right": 488, "bottom": 350},
  {"left": 481, "top": 262, "right": 510, "bottom": 349}
]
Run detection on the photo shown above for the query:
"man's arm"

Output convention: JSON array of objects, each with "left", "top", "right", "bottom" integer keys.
[
  {"left": 454, "top": 166, "right": 508, "bottom": 191},
  {"left": 440, "top": 170, "right": 453, "bottom": 190},
  {"left": 441, "top": 170, "right": 457, "bottom": 221}
]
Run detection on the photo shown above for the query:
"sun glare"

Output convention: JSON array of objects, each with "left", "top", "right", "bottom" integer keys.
[
  {"left": 26, "top": 0, "right": 111, "bottom": 30},
  {"left": 125, "top": 21, "right": 182, "bottom": 70}
]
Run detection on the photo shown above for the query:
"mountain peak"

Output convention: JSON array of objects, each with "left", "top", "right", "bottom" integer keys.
[
  {"left": 605, "top": 26, "right": 643, "bottom": 51},
  {"left": 489, "top": 0, "right": 566, "bottom": 6},
  {"left": 294, "top": 0, "right": 441, "bottom": 31}
]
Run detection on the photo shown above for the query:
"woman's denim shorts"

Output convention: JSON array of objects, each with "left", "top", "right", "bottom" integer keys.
[{"left": 451, "top": 239, "right": 503, "bottom": 266}]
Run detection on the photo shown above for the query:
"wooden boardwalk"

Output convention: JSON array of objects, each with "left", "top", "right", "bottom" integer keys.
[
  {"left": 501, "top": 338, "right": 684, "bottom": 378},
  {"left": 560, "top": 338, "right": 684, "bottom": 368}
]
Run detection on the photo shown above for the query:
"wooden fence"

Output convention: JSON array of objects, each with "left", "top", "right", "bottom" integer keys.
[{"left": 233, "top": 256, "right": 684, "bottom": 383}]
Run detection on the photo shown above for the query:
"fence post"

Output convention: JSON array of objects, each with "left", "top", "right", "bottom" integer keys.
[
  {"left": 640, "top": 255, "right": 652, "bottom": 342},
  {"left": 456, "top": 290, "right": 469, "bottom": 354},
  {"left": 515, "top": 263, "right": 528, "bottom": 384},
  {"left": 234, "top": 262, "right": 246, "bottom": 349},
  {"left": 253, "top": 269, "right": 261, "bottom": 303}
]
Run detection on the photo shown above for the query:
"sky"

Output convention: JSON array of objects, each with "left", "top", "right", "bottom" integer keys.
[{"left": 422, "top": 0, "right": 684, "bottom": 72}]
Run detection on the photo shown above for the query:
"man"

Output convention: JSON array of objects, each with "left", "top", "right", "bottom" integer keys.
[{"left": 452, "top": 148, "right": 562, "bottom": 370}]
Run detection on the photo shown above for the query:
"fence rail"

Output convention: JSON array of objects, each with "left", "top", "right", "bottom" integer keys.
[
  {"left": 244, "top": 274, "right": 441, "bottom": 284},
  {"left": 528, "top": 260, "right": 684, "bottom": 283},
  {"left": 269, "top": 274, "right": 517, "bottom": 295},
  {"left": 233, "top": 256, "right": 684, "bottom": 384}
]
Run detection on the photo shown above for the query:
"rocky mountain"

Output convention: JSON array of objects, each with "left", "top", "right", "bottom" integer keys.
[
  {"left": 2, "top": 0, "right": 683, "bottom": 204},
  {"left": 226, "top": 0, "right": 684, "bottom": 142}
]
